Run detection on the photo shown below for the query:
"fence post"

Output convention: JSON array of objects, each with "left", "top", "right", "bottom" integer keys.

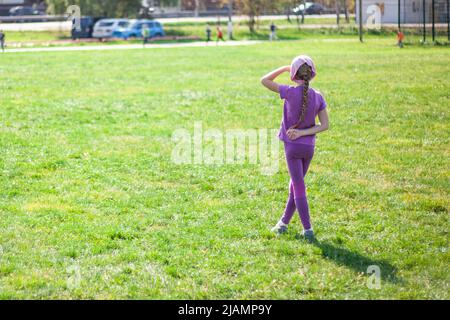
[
  {"left": 398, "top": 0, "right": 401, "bottom": 31},
  {"left": 432, "top": 0, "right": 435, "bottom": 42},
  {"left": 359, "top": 0, "right": 363, "bottom": 42},
  {"left": 422, "top": 0, "right": 426, "bottom": 42},
  {"left": 447, "top": 0, "right": 450, "bottom": 40}
]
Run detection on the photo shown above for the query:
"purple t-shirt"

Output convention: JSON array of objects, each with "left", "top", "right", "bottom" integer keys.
[{"left": 278, "top": 84, "right": 327, "bottom": 146}]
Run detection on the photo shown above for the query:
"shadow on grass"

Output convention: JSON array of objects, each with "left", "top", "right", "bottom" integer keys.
[{"left": 308, "top": 238, "right": 401, "bottom": 284}]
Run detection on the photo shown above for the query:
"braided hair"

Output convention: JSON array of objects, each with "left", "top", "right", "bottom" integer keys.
[{"left": 290, "top": 64, "right": 312, "bottom": 129}]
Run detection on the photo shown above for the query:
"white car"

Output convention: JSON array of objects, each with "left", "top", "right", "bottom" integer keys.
[{"left": 92, "top": 19, "right": 130, "bottom": 39}]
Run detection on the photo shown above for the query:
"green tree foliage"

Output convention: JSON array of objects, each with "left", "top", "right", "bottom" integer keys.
[
  {"left": 45, "top": 0, "right": 143, "bottom": 17},
  {"left": 233, "top": 0, "right": 278, "bottom": 32},
  {"left": 159, "top": 0, "right": 180, "bottom": 6}
]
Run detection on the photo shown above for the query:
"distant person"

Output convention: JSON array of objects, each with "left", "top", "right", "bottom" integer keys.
[
  {"left": 216, "top": 25, "right": 225, "bottom": 44},
  {"left": 397, "top": 30, "right": 404, "bottom": 48},
  {"left": 227, "top": 19, "right": 234, "bottom": 40},
  {"left": 270, "top": 22, "right": 277, "bottom": 41},
  {"left": 206, "top": 24, "right": 212, "bottom": 43},
  {"left": 142, "top": 24, "right": 150, "bottom": 47},
  {"left": 0, "top": 30, "right": 5, "bottom": 52}
]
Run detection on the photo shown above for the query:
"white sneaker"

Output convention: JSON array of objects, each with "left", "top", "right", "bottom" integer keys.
[{"left": 271, "top": 220, "right": 288, "bottom": 234}]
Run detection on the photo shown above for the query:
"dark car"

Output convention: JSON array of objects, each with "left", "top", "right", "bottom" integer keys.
[
  {"left": 9, "top": 6, "right": 44, "bottom": 16},
  {"left": 71, "top": 17, "right": 105, "bottom": 39},
  {"left": 293, "top": 2, "right": 325, "bottom": 15},
  {"left": 305, "top": 3, "right": 325, "bottom": 14}
]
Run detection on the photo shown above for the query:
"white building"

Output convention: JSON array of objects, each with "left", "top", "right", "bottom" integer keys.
[{"left": 356, "top": 0, "right": 448, "bottom": 24}]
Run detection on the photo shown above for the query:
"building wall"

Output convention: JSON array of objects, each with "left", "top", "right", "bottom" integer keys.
[{"left": 356, "top": 0, "right": 448, "bottom": 24}]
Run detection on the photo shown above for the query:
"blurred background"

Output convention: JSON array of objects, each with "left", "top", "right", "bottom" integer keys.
[{"left": 0, "top": 1, "right": 448, "bottom": 47}]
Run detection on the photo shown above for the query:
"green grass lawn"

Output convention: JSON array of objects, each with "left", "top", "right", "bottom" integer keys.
[
  {"left": 0, "top": 38, "right": 449, "bottom": 299},
  {"left": 2, "top": 30, "right": 67, "bottom": 43}
]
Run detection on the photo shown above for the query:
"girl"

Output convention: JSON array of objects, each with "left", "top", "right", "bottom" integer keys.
[
  {"left": 260, "top": 55, "right": 329, "bottom": 240},
  {"left": 216, "top": 25, "right": 225, "bottom": 44}
]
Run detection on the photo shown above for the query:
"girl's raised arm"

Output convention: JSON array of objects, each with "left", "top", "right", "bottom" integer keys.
[{"left": 260, "top": 66, "right": 290, "bottom": 93}]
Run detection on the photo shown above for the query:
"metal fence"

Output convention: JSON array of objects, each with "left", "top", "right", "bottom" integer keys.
[{"left": 356, "top": 0, "right": 449, "bottom": 43}]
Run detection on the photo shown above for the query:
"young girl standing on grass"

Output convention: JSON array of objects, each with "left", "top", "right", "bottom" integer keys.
[{"left": 260, "top": 55, "right": 329, "bottom": 241}]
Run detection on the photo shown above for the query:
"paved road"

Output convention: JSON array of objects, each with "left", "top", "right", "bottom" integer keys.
[{"left": 2, "top": 40, "right": 263, "bottom": 54}]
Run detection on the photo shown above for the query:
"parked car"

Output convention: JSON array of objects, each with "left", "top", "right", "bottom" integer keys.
[
  {"left": 71, "top": 17, "right": 105, "bottom": 39},
  {"left": 9, "top": 6, "right": 45, "bottom": 16},
  {"left": 92, "top": 19, "right": 130, "bottom": 40},
  {"left": 293, "top": 2, "right": 325, "bottom": 15},
  {"left": 112, "top": 19, "right": 165, "bottom": 40}
]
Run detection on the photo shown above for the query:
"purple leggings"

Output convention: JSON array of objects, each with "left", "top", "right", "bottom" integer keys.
[{"left": 281, "top": 142, "right": 315, "bottom": 229}]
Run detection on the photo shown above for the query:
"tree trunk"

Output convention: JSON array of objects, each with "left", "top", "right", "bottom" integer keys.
[
  {"left": 301, "top": 0, "right": 305, "bottom": 24},
  {"left": 194, "top": 0, "right": 199, "bottom": 17},
  {"left": 249, "top": 14, "right": 255, "bottom": 32},
  {"left": 228, "top": 0, "right": 233, "bottom": 22},
  {"left": 335, "top": 0, "right": 340, "bottom": 26},
  {"left": 343, "top": 0, "right": 349, "bottom": 23}
]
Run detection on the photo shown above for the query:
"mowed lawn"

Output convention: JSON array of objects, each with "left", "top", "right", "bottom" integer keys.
[{"left": 0, "top": 39, "right": 449, "bottom": 299}]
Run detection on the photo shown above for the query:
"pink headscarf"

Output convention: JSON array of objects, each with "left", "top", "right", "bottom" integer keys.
[{"left": 290, "top": 55, "right": 316, "bottom": 84}]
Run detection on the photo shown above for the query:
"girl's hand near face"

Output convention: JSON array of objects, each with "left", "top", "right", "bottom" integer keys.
[{"left": 260, "top": 65, "right": 291, "bottom": 93}]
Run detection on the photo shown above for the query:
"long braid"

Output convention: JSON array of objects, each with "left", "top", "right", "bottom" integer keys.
[{"left": 290, "top": 64, "right": 312, "bottom": 129}]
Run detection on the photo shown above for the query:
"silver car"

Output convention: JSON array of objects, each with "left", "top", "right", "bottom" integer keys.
[{"left": 92, "top": 19, "right": 130, "bottom": 39}]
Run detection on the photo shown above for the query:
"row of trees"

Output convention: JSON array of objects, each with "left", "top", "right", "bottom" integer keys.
[
  {"left": 230, "top": 0, "right": 355, "bottom": 32},
  {"left": 45, "top": 0, "right": 178, "bottom": 17},
  {"left": 45, "top": 0, "right": 355, "bottom": 31}
]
